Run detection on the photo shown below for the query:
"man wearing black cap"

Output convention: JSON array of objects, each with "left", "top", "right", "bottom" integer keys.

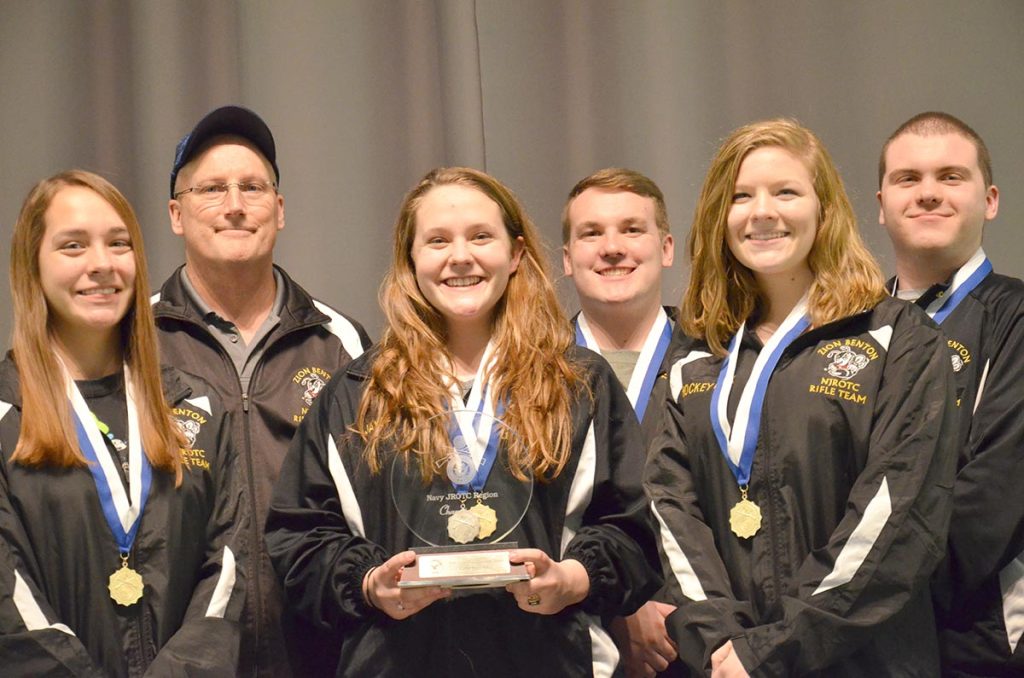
[{"left": 152, "top": 106, "right": 370, "bottom": 676}]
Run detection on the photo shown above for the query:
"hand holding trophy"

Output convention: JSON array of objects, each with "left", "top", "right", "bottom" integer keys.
[{"left": 362, "top": 551, "right": 450, "bottom": 620}]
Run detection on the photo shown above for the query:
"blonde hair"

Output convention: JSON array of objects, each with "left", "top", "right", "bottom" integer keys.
[
  {"left": 681, "top": 119, "right": 885, "bottom": 355},
  {"left": 10, "top": 170, "right": 184, "bottom": 483},
  {"left": 355, "top": 167, "right": 586, "bottom": 481}
]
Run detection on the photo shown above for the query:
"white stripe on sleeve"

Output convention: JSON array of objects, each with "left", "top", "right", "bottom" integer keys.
[
  {"left": 813, "top": 476, "right": 891, "bottom": 595},
  {"left": 13, "top": 570, "right": 74, "bottom": 636},
  {"left": 669, "top": 352, "right": 712, "bottom": 401},
  {"left": 313, "top": 300, "right": 366, "bottom": 360},
  {"left": 999, "top": 551, "right": 1024, "bottom": 653},
  {"left": 328, "top": 435, "right": 365, "bottom": 537},
  {"left": 651, "top": 502, "right": 708, "bottom": 601},
  {"left": 560, "top": 423, "right": 596, "bottom": 557},
  {"left": 204, "top": 546, "right": 237, "bottom": 618}
]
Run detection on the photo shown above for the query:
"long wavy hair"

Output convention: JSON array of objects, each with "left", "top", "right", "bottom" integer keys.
[
  {"left": 9, "top": 170, "right": 184, "bottom": 483},
  {"left": 355, "top": 167, "right": 585, "bottom": 481},
  {"left": 681, "top": 119, "right": 885, "bottom": 355}
]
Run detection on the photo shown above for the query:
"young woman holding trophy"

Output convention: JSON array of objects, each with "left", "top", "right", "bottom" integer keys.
[{"left": 266, "top": 167, "right": 659, "bottom": 676}]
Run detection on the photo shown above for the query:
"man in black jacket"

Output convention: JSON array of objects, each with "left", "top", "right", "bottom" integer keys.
[
  {"left": 153, "top": 106, "right": 370, "bottom": 677},
  {"left": 878, "top": 111, "right": 1024, "bottom": 677},
  {"left": 562, "top": 168, "right": 682, "bottom": 677}
]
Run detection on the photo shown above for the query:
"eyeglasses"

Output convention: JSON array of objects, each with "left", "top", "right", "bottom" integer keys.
[{"left": 173, "top": 180, "right": 277, "bottom": 204}]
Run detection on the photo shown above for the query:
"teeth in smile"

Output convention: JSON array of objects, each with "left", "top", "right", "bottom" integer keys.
[
  {"left": 79, "top": 288, "right": 117, "bottom": 295},
  {"left": 748, "top": 232, "right": 787, "bottom": 241},
  {"left": 445, "top": 277, "right": 482, "bottom": 287},
  {"left": 599, "top": 268, "right": 632, "bottom": 277}
]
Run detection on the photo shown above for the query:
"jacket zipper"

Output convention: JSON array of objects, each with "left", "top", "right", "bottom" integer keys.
[{"left": 154, "top": 307, "right": 327, "bottom": 669}]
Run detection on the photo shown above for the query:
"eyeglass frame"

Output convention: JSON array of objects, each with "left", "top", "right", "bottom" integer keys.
[{"left": 172, "top": 179, "right": 278, "bottom": 202}]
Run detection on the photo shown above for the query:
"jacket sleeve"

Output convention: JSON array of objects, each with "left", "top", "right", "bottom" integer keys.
[
  {"left": 935, "top": 301, "right": 1024, "bottom": 615},
  {"left": 645, "top": 353, "right": 757, "bottom": 675},
  {"left": 145, "top": 402, "right": 248, "bottom": 677},
  {"left": 0, "top": 432, "right": 105, "bottom": 676},
  {"left": 562, "top": 359, "right": 663, "bottom": 618},
  {"left": 729, "top": 314, "right": 959, "bottom": 675},
  {"left": 264, "top": 383, "right": 388, "bottom": 632}
]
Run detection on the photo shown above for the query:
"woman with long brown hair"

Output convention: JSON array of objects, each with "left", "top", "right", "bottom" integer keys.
[
  {"left": 646, "top": 120, "right": 958, "bottom": 676},
  {"left": 0, "top": 170, "right": 245, "bottom": 676},
  {"left": 266, "top": 166, "right": 659, "bottom": 676}
]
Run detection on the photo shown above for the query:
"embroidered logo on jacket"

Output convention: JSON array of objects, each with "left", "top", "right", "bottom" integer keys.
[
  {"left": 947, "top": 339, "right": 971, "bottom": 373},
  {"left": 810, "top": 338, "right": 880, "bottom": 405},
  {"left": 825, "top": 345, "right": 870, "bottom": 378},
  {"left": 173, "top": 406, "right": 210, "bottom": 471},
  {"left": 292, "top": 366, "right": 332, "bottom": 423},
  {"left": 679, "top": 381, "right": 716, "bottom": 399},
  {"left": 176, "top": 418, "right": 200, "bottom": 448}
]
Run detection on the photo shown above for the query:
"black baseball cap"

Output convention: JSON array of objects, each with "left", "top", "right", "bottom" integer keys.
[{"left": 169, "top": 105, "right": 279, "bottom": 198}]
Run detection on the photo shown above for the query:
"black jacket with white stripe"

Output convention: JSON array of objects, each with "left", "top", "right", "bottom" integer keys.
[
  {"left": 265, "top": 345, "right": 661, "bottom": 677},
  {"left": 646, "top": 297, "right": 958, "bottom": 676},
  {"left": 0, "top": 358, "right": 246, "bottom": 677},
  {"left": 900, "top": 270, "right": 1024, "bottom": 677},
  {"left": 152, "top": 264, "right": 370, "bottom": 677}
]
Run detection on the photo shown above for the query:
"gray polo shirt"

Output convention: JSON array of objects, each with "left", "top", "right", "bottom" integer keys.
[{"left": 180, "top": 267, "right": 285, "bottom": 394}]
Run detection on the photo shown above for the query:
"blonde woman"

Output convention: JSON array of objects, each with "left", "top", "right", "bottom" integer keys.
[
  {"left": 0, "top": 171, "right": 245, "bottom": 676},
  {"left": 647, "top": 120, "right": 957, "bottom": 677},
  {"left": 266, "top": 167, "right": 659, "bottom": 677}
]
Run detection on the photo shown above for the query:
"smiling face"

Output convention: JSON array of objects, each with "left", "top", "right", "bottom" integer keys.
[
  {"left": 169, "top": 136, "right": 284, "bottom": 271},
  {"left": 411, "top": 184, "right": 523, "bottom": 335},
  {"left": 726, "top": 146, "right": 819, "bottom": 284},
  {"left": 878, "top": 132, "right": 998, "bottom": 271},
  {"left": 562, "top": 187, "right": 673, "bottom": 315},
  {"left": 38, "top": 186, "right": 137, "bottom": 344}
]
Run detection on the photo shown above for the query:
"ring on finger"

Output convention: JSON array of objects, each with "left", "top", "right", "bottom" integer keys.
[{"left": 526, "top": 593, "right": 541, "bottom": 606}]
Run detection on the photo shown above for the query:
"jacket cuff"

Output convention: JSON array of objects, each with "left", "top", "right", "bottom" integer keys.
[
  {"left": 563, "top": 547, "right": 619, "bottom": 615},
  {"left": 343, "top": 548, "right": 387, "bottom": 622}
]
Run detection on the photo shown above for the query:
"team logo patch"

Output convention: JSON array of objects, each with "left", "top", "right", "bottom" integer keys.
[
  {"left": 172, "top": 406, "right": 211, "bottom": 471},
  {"left": 810, "top": 337, "right": 880, "bottom": 406},
  {"left": 176, "top": 418, "right": 200, "bottom": 448},
  {"left": 825, "top": 345, "right": 870, "bottom": 379},
  {"left": 300, "top": 372, "right": 327, "bottom": 406},
  {"left": 292, "top": 366, "right": 333, "bottom": 423},
  {"left": 947, "top": 339, "right": 971, "bottom": 373}
]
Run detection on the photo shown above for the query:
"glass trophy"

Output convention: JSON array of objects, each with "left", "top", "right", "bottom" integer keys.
[{"left": 392, "top": 410, "right": 532, "bottom": 588}]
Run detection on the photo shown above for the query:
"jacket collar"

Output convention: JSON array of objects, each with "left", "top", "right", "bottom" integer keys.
[{"left": 153, "top": 263, "right": 330, "bottom": 332}]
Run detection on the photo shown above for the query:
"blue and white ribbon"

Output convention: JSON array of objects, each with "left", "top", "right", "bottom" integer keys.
[
  {"left": 710, "top": 295, "right": 810, "bottom": 486},
  {"left": 64, "top": 363, "right": 152, "bottom": 557}
]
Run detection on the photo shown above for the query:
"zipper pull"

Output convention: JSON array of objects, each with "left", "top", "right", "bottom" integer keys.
[{"left": 242, "top": 393, "right": 250, "bottom": 413}]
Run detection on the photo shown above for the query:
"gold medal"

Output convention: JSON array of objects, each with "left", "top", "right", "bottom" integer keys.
[
  {"left": 469, "top": 501, "right": 498, "bottom": 540},
  {"left": 108, "top": 556, "right": 144, "bottom": 606},
  {"left": 729, "top": 486, "right": 762, "bottom": 539},
  {"left": 447, "top": 507, "right": 481, "bottom": 544}
]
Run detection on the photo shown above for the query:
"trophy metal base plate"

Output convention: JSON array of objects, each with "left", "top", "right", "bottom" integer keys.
[{"left": 398, "top": 542, "right": 530, "bottom": 589}]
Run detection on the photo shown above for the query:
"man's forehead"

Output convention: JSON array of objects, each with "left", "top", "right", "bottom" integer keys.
[
  {"left": 570, "top": 187, "right": 655, "bottom": 220},
  {"left": 185, "top": 135, "right": 275, "bottom": 178},
  {"left": 886, "top": 131, "right": 980, "bottom": 169}
]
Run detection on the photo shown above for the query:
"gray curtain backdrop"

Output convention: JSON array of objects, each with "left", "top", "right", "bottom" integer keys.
[{"left": 2, "top": 0, "right": 1022, "bottom": 345}]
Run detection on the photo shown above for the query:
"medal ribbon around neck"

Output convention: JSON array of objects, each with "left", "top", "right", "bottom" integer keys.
[
  {"left": 446, "top": 341, "right": 505, "bottom": 494},
  {"left": 575, "top": 307, "right": 673, "bottom": 421},
  {"left": 64, "top": 362, "right": 152, "bottom": 556},
  {"left": 710, "top": 295, "right": 810, "bottom": 486},
  {"left": 926, "top": 249, "right": 992, "bottom": 325}
]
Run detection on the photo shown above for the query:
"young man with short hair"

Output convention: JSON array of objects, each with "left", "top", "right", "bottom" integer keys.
[{"left": 879, "top": 111, "right": 1024, "bottom": 675}]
